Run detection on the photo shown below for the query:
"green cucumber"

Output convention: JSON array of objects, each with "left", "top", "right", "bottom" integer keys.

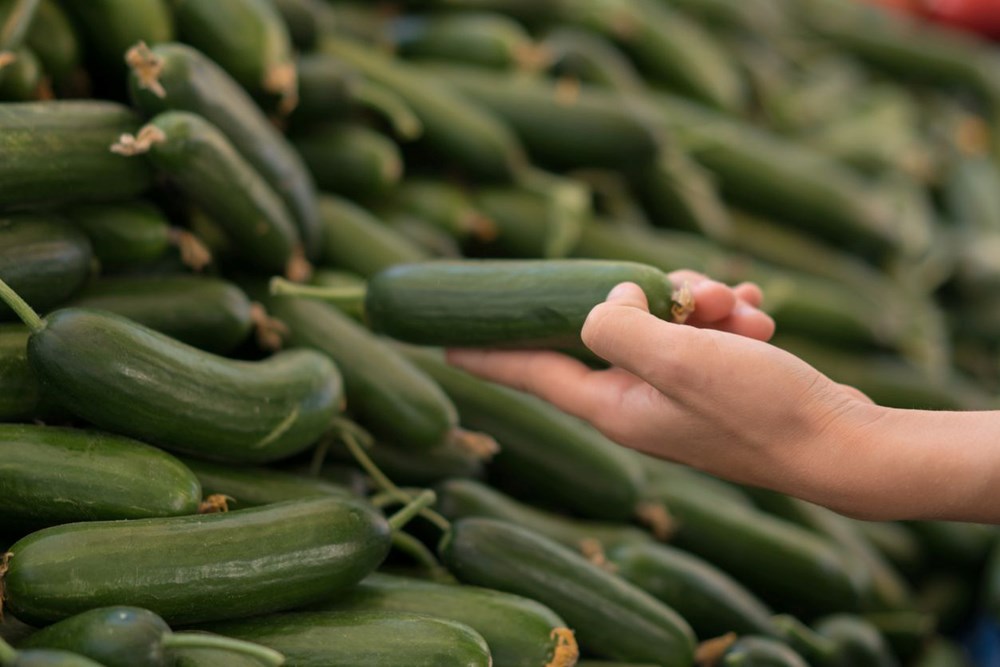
[
  {"left": 366, "top": 259, "right": 691, "bottom": 349},
  {"left": 384, "top": 215, "right": 464, "bottom": 258},
  {"left": 473, "top": 185, "right": 586, "bottom": 259},
  {"left": 0, "top": 282, "right": 343, "bottom": 464},
  {"left": 0, "top": 101, "right": 152, "bottom": 210},
  {"left": 439, "top": 517, "right": 695, "bottom": 665},
  {"left": 388, "top": 179, "right": 496, "bottom": 242},
  {"left": 113, "top": 111, "right": 305, "bottom": 277},
  {"left": 435, "top": 478, "right": 652, "bottom": 552},
  {"left": 722, "top": 636, "right": 809, "bottom": 667},
  {"left": 0, "top": 48, "right": 44, "bottom": 101},
  {"left": 24, "top": 1, "right": 79, "bottom": 91},
  {"left": 309, "top": 269, "right": 366, "bottom": 321},
  {"left": 172, "top": 0, "right": 297, "bottom": 112},
  {"left": 324, "top": 437, "right": 486, "bottom": 485},
  {"left": 272, "top": 0, "right": 336, "bottom": 51},
  {"left": 126, "top": 42, "right": 323, "bottom": 259},
  {"left": 63, "top": 202, "right": 172, "bottom": 271},
  {"left": 181, "top": 457, "right": 355, "bottom": 508},
  {"left": 174, "top": 641, "right": 276, "bottom": 667},
  {"left": 2, "top": 496, "right": 391, "bottom": 625},
  {"left": 0, "top": 325, "right": 44, "bottom": 422},
  {"left": 292, "top": 124, "right": 403, "bottom": 200},
  {"left": 0, "top": 215, "right": 92, "bottom": 322},
  {"left": 69, "top": 276, "right": 252, "bottom": 354},
  {"left": 913, "top": 638, "right": 971, "bottom": 667},
  {"left": 20, "top": 607, "right": 282, "bottom": 667},
  {"left": 203, "top": 610, "right": 491, "bottom": 667},
  {"left": 404, "top": 347, "right": 645, "bottom": 521},
  {"left": 846, "top": 520, "right": 925, "bottom": 579},
  {"left": 542, "top": 27, "right": 646, "bottom": 92},
  {"left": 391, "top": 13, "right": 547, "bottom": 71},
  {"left": 0, "top": 640, "right": 104, "bottom": 667},
  {"left": 61, "top": 0, "right": 172, "bottom": 74},
  {"left": 905, "top": 520, "right": 997, "bottom": 569},
  {"left": 607, "top": 541, "right": 778, "bottom": 639},
  {"left": 769, "top": 615, "right": 839, "bottom": 667},
  {"left": 813, "top": 615, "right": 897, "bottom": 667},
  {"left": 311, "top": 572, "right": 578, "bottom": 667},
  {"left": 0, "top": 424, "right": 201, "bottom": 531}
]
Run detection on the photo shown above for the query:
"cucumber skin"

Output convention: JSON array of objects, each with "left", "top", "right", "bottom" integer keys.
[
  {"left": 293, "top": 124, "right": 403, "bottom": 200},
  {"left": 311, "top": 572, "right": 570, "bottom": 667},
  {"left": 440, "top": 518, "right": 695, "bottom": 665},
  {"left": 201, "top": 610, "right": 492, "bottom": 667},
  {"left": 4, "top": 497, "right": 391, "bottom": 625},
  {"left": 0, "top": 325, "right": 44, "bottom": 422},
  {"left": 28, "top": 308, "right": 342, "bottom": 464},
  {"left": 0, "top": 424, "right": 201, "bottom": 531},
  {"left": 62, "top": 0, "right": 173, "bottom": 70},
  {"left": 180, "top": 457, "right": 355, "bottom": 508},
  {"left": 723, "top": 637, "right": 810, "bottom": 667},
  {"left": 366, "top": 259, "right": 680, "bottom": 349},
  {"left": 174, "top": 644, "right": 270, "bottom": 667},
  {"left": 11, "top": 650, "right": 107, "bottom": 667},
  {"left": 64, "top": 202, "right": 170, "bottom": 270}
]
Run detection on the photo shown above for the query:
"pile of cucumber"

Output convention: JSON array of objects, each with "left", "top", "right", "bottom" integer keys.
[{"left": 2, "top": 0, "right": 1000, "bottom": 665}]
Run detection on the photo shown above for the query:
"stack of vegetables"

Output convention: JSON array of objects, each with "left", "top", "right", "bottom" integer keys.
[{"left": 3, "top": 0, "right": 1000, "bottom": 665}]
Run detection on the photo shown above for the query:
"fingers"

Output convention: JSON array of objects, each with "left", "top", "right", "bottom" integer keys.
[
  {"left": 666, "top": 272, "right": 772, "bottom": 341},
  {"left": 706, "top": 306, "right": 776, "bottom": 341},
  {"left": 734, "top": 282, "right": 764, "bottom": 308}
]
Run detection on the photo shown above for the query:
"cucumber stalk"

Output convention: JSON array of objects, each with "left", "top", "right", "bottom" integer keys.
[
  {"left": 0, "top": 636, "right": 16, "bottom": 664},
  {"left": 163, "top": 633, "right": 285, "bottom": 666},
  {"left": 269, "top": 276, "right": 367, "bottom": 311},
  {"left": 387, "top": 489, "right": 437, "bottom": 531},
  {"left": 353, "top": 80, "right": 423, "bottom": 140},
  {"left": 0, "top": 276, "right": 45, "bottom": 333}
]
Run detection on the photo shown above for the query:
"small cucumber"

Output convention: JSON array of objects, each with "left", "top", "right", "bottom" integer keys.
[
  {"left": 113, "top": 111, "right": 305, "bottom": 277},
  {"left": 292, "top": 124, "right": 403, "bottom": 200},
  {"left": 325, "top": 437, "right": 486, "bottom": 485},
  {"left": 63, "top": 202, "right": 172, "bottom": 271},
  {"left": 20, "top": 607, "right": 283, "bottom": 667},
  {"left": 813, "top": 615, "right": 898, "bottom": 667},
  {"left": 391, "top": 12, "right": 547, "bottom": 71},
  {"left": 69, "top": 276, "right": 253, "bottom": 354},
  {"left": 271, "top": 0, "right": 336, "bottom": 51},
  {"left": 2, "top": 496, "right": 391, "bottom": 625},
  {"left": 542, "top": 27, "right": 646, "bottom": 92},
  {"left": 439, "top": 517, "right": 695, "bottom": 665},
  {"left": 366, "top": 259, "right": 692, "bottom": 349},
  {"left": 180, "top": 457, "right": 355, "bottom": 508},
  {"left": 722, "top": 636, "right": 809, "bottom": 667},
  {"left": 61, "top": 0, "right": 172, "bottom": 74},
  {"left": 311, "top": 573, "right": 578, "bottom": 667},
  {"left": 24, "top": 0, "right": 80, "bottom": 91},
  {"left": 0, "top": 48, "right": 45, "bottom": 101},
  {"left": 0, "top": 325, "right": 44, "bottom": 422},
  {"left": 0, "top": 215, "right": 92, "bottom": 322},
  {"left": 174, "top": 642, "right": 275, "bottom": 667},
  {"left": 472, "top": 184, "right": 586, "bottom": 259},
  {"left": 0, "top": 645, "right": 104, "bottom": 667},
  {"left": 0, "top": 424, "right": 201, "bottom": 531},
  {"left": 384, "top": 215, "right": 464, "bottom": 258},
  {"left": 387, "top": 179, "right": 497, "bottom": 242}
]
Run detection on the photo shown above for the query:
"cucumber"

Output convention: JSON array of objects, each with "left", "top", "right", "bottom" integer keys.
[
  {"left": 113, "top": 111, "right": 304, "bottom": 277},
  {"left": 180, "top": 457, "right": 355, "bottom": 509},
  {"left": 721, "top": 636, "right": 809, "bottom": 667},
  {"left": 0, "top": 424, "right": 202, "bottom": 531},
  {"left": 174, "top": 641, "right": 276, "bottom": 667},
  {"left": 384, "top": 215, "right": 464, "bottom": 258},
  {"left": 309, "top": 269, "right": 366, "bottom": 321},
  {"left": 24, "top": 0, "right": 80, "bottom": 91},
  {"left": 202, "top": 610, "right": 492, "bottom": 667},
  {"left": 366, "top": 259, "right": 691, "bottom": 349},
  {"left": 0, "top": 325, "right": 43, "bottom": 422},
  {"left": 63, "top": 202, "right": 172, "bottom": 271},
  {"left": 0, "top": 48, "right": 44, "bottom": 101},
  {"left": 69, "top": 276, "right": 253, "bottom": 354},
  {"left": 0, "top": 642, "right": 104, "bottom": 667},
  {"left": 388, "top": 179, "right": 496, "bottom": 242},
  {"left": 20, "top": 607, "right": 283, "bottom": 667},
  {"left": 404, "top": 347, "right": 645, "bottom": 521},
  {"left": 172, "top": 0, "right": 297, "bottom": 112},
  {"left": 126, "top": 42, "right": 323, "bottom": 259},
  {"left": 325, "top": 437, "right": 486, "bottom": 485},
  {"left": 769, "top": 615, "right": 839, "bottom": 667},
  {"left": 0, "top": 215, "right": 92, "bottom": 322},
  {"left": 542, "top": 27, "right": 646, "bottom": 92},
  {"left": 2, "top": 496, "right": 391, "bottom": 625},
  {"left": 472, "top": 185, "right": 586, "bottom": 259},
  {"left": 0, "top": 285, "right": 343, "bottom": 464},
  {"left": 311, "top": 573, "right": 578, "bottom": 667},
  {"left": 607, "top": 541, "right": 778, "bottom": 639},
  {"left": 61, "top": 0, "right": 172, "bottom": 74},
  {"left": 0, "top": 101, "right": 152, "bottom": 210},
  {"left": 813, "top": 615, "right": 897, "bottom": 667},
  {"left": 292, "top": 124, "right": 403, "bottom": 200},
  {"left": 391, "top": 12, "right": 546, "bottom": 71},
  {"left": 439, "top": 517, "right": 695, "bottom": 665},
  {"left": 271, "top": 0, "right": 335, "bottom": 51}
]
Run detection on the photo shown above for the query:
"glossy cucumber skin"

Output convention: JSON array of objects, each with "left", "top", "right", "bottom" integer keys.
[
  {"left": 0, "top": 215, "right": 93, "bottom": 321},
  {"left": 4, "top": 496, "right": 391, "bottom": 625},
  {"left": 293, "top": 124, "right": 402, "bottom": 200},
  {"left": 10, "top": 650, "right": 106, "bottom": 667},
  {"left": 311, "top": 573, "right": 573, "bottom": 667},
  {"left": 202, "top": 610, "right": 492, "bottom": 667},
  {"left": 0, "top": 101, "right": 152, "bottom": 209},
  {"left": 0, "top": 325, "right": 43, "bottom": 421},
  {"left": 129, "top": 43, "right": 322, "bottom": 259},
  {"left": 367, "top": 259, "right": 680, "bottom": 348},
  {"left": 69, "top": 276, "right": 253, "bottom": 354},
  {"left": 0, "top": 424, "right": 201, "bottom": 531},
  {"left": 263, "top": 294, "right": 457, "bottom": 450},
  {"left": 405, "top": 347, "right": 645, "bottom": 521},
  {"left": 141, "top": 111, "right": 300, "bottom": 275},
  {"left": 27, "top": 308, "right": 342, "bottom": 464},
  {"left": 440, "top": 518, "right": 695, "bottom": 665},
  {"left": 21, "top": 606, "right": 172, "bottom": 667},
  {"left": 722, "top": 637, "right": 810, "bottom": 667},
  {"left": 64, "top": 202, "right": 171, "bottom": 271},
  {"left": 180, "top": 457, "right": 355, "bottom": 508}
]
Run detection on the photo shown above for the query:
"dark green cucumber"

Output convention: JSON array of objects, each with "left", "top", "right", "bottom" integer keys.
[
  {"left": 9, "top": 302, "right": 342, "bottom": 464},
  {"left": 24, "top": 0, "right": 80, "bottom": 91},
  {"left": 292, "top": 124, "right": 403, "bottom": 200},
  {"left": 203, "top": 610, "right": 491, "bottom": 667},
  {"left": 404, "top": 347, "right": 645, "bottom": 521},
  {"left": 311, "top": 573, "right": 578, "bottom": 667},
  {"left": 61, "top": 0, "right": 172, "bottom": 74},
  {"left": 0, "top": 101, "right": 152, "bottom": 210},
  {"left": 366, "top": 259, "right": 690, "bottom": 349},
  {"left": 174, "top": 642, "right": 275, "bottom": 667},
  {"left": 0, "top": 424, "right": 201, "bottom": 531},
  {"left": 20, "top": 607, "right": 282, "bottom": 667},
  {"left": 388, "top": 179, "right": 497, "bottom": 242},
  {"left": 172, "top": 0, "right": 297, "bottom": 112},
  {"left": 126, "top": 42, "right": 323, "bottom": 259},
  {"left": 769, "top": 615, "right": 839, "bottom": 667},
  {"left": 0, "top": 215, "right": 92, "bottom": 322},
  {"left": 2, "top": 496, "right": 391, "bottom": 625},
  {"left": 607, "top": 541, "right": 778, "bottom": 639},
  {"left": 63, "top": 202, "right": 172, "bottom": 271},
  {"left": 472, "top": 185, "right": 586, "bottom": 259},
  {"left": 542, "top": 27, "right": 646, "bottom": 92},
  {"left": 913, "top": 638, "right": 971, "bottom": 667},
  {"left": 384, "top": 215, "right": 464, "bottom": 258},
  {"left": 435, "top": 478, "right": 652, "bottom": 552},
  {"left": 722, "top": 636, "right": 809, "bottom": 667},
  {"left": 439, "top": 517, "right": 694, "bottom": 665},
  {"left": 115, "top": 111, "right": 304, "bottom": 277},
  {"left": 69, "top": 276, "right": 252, "bottom": 354},
  {"left": 181, "top": 457, "right": 354, "bottom": 509},
  {"left": 813, "top": 615, "right": 897, "bottom": 667},
  {"left": 905, "top": 520, "right": 997, "bottom": 569},
  {"left": 0, "top": 48, "right": 44, "bottom": 101},
  {"left": 642, "top": 458, "right": 756, "bottom": 509},
  {"left": 272, "top": 0, "right": 336, "bottom": 51},
  {"left": 391, "top": 12, "right": 547, "bottom": 71},
  {"left": 261, "top": 293, "right": 468, "bottom": 451},
  {"left": 0, "top": 325, "right": 43, "bottom": 422},
  {"left": 325, "top": 437, "right": 486, "bottom": 485},
  {"left": 846, "top": 519, "right": 925, "bottom": 579},
  {"left": 0, "top": 643, "right": 104, "bottom": 667},
  {"left": 318, "top": 194, "right": 429, "bottom": 278}
]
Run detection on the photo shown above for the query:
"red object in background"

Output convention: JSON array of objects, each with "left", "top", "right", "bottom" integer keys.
[{"left": 866, "top": 0, "right": 1000, "bottom": 38}]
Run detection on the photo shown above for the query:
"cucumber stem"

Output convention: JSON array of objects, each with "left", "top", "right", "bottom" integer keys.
[
  {"left": 390, "top": 531, "right": 455, "bottom": 584},
  {"left": 387, "top": 489, "right": 436, "bottom": 531},
  {"left": 163, "top": 633, "right": 285, "bottom": 666},
  {"left": 0, "top": 637, "right": 16, "bottom": 664},
  {"left": 353, "top": 80, "right": 423, "bottom": 141},
  {"left": 0, "top": 276, "right": 44, "bottom": 333},
  {"left": 269, "top": 277, "right": 367, "bottom": 310}
]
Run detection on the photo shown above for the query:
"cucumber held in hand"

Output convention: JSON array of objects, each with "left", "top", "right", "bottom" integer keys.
[{"left": 365, "top": 259, "right": 694, "bottom": 348}]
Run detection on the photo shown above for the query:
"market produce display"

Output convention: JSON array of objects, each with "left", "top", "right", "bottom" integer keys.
[{"left": 3, "top": 0, "right": 1000, "bottom": 665}]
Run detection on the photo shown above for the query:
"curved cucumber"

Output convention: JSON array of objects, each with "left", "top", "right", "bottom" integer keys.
[
  {"left": 722, "top": 636, "right": 809, "bottom": 667},
  {"left": 366, "top": 259, "right": 691, "bottom": 349},
  {"left": 0, "top": 424, "right": 201, "bottom": 531},
  {"left": 202, "top": 610, "right": 492, "bottom": 667},
  {"left": 311, "top": 572, "right": 577, "bottom": 667},
  {"left": 63, "top": 202, "right": 172, "bottom": 271},
  {"left": 439, "top": 517, "right": 695, "bottom": 665},
  {"left": 180, "top": 457, "right": 355, "bottom": 508},
  {"left": 3, "top": 496, "right": 391, "bottom": 625}
]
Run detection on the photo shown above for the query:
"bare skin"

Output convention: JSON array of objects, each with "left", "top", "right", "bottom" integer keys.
[{"left": 447, "top": 273, "right": 1000, "bottom": 523}]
